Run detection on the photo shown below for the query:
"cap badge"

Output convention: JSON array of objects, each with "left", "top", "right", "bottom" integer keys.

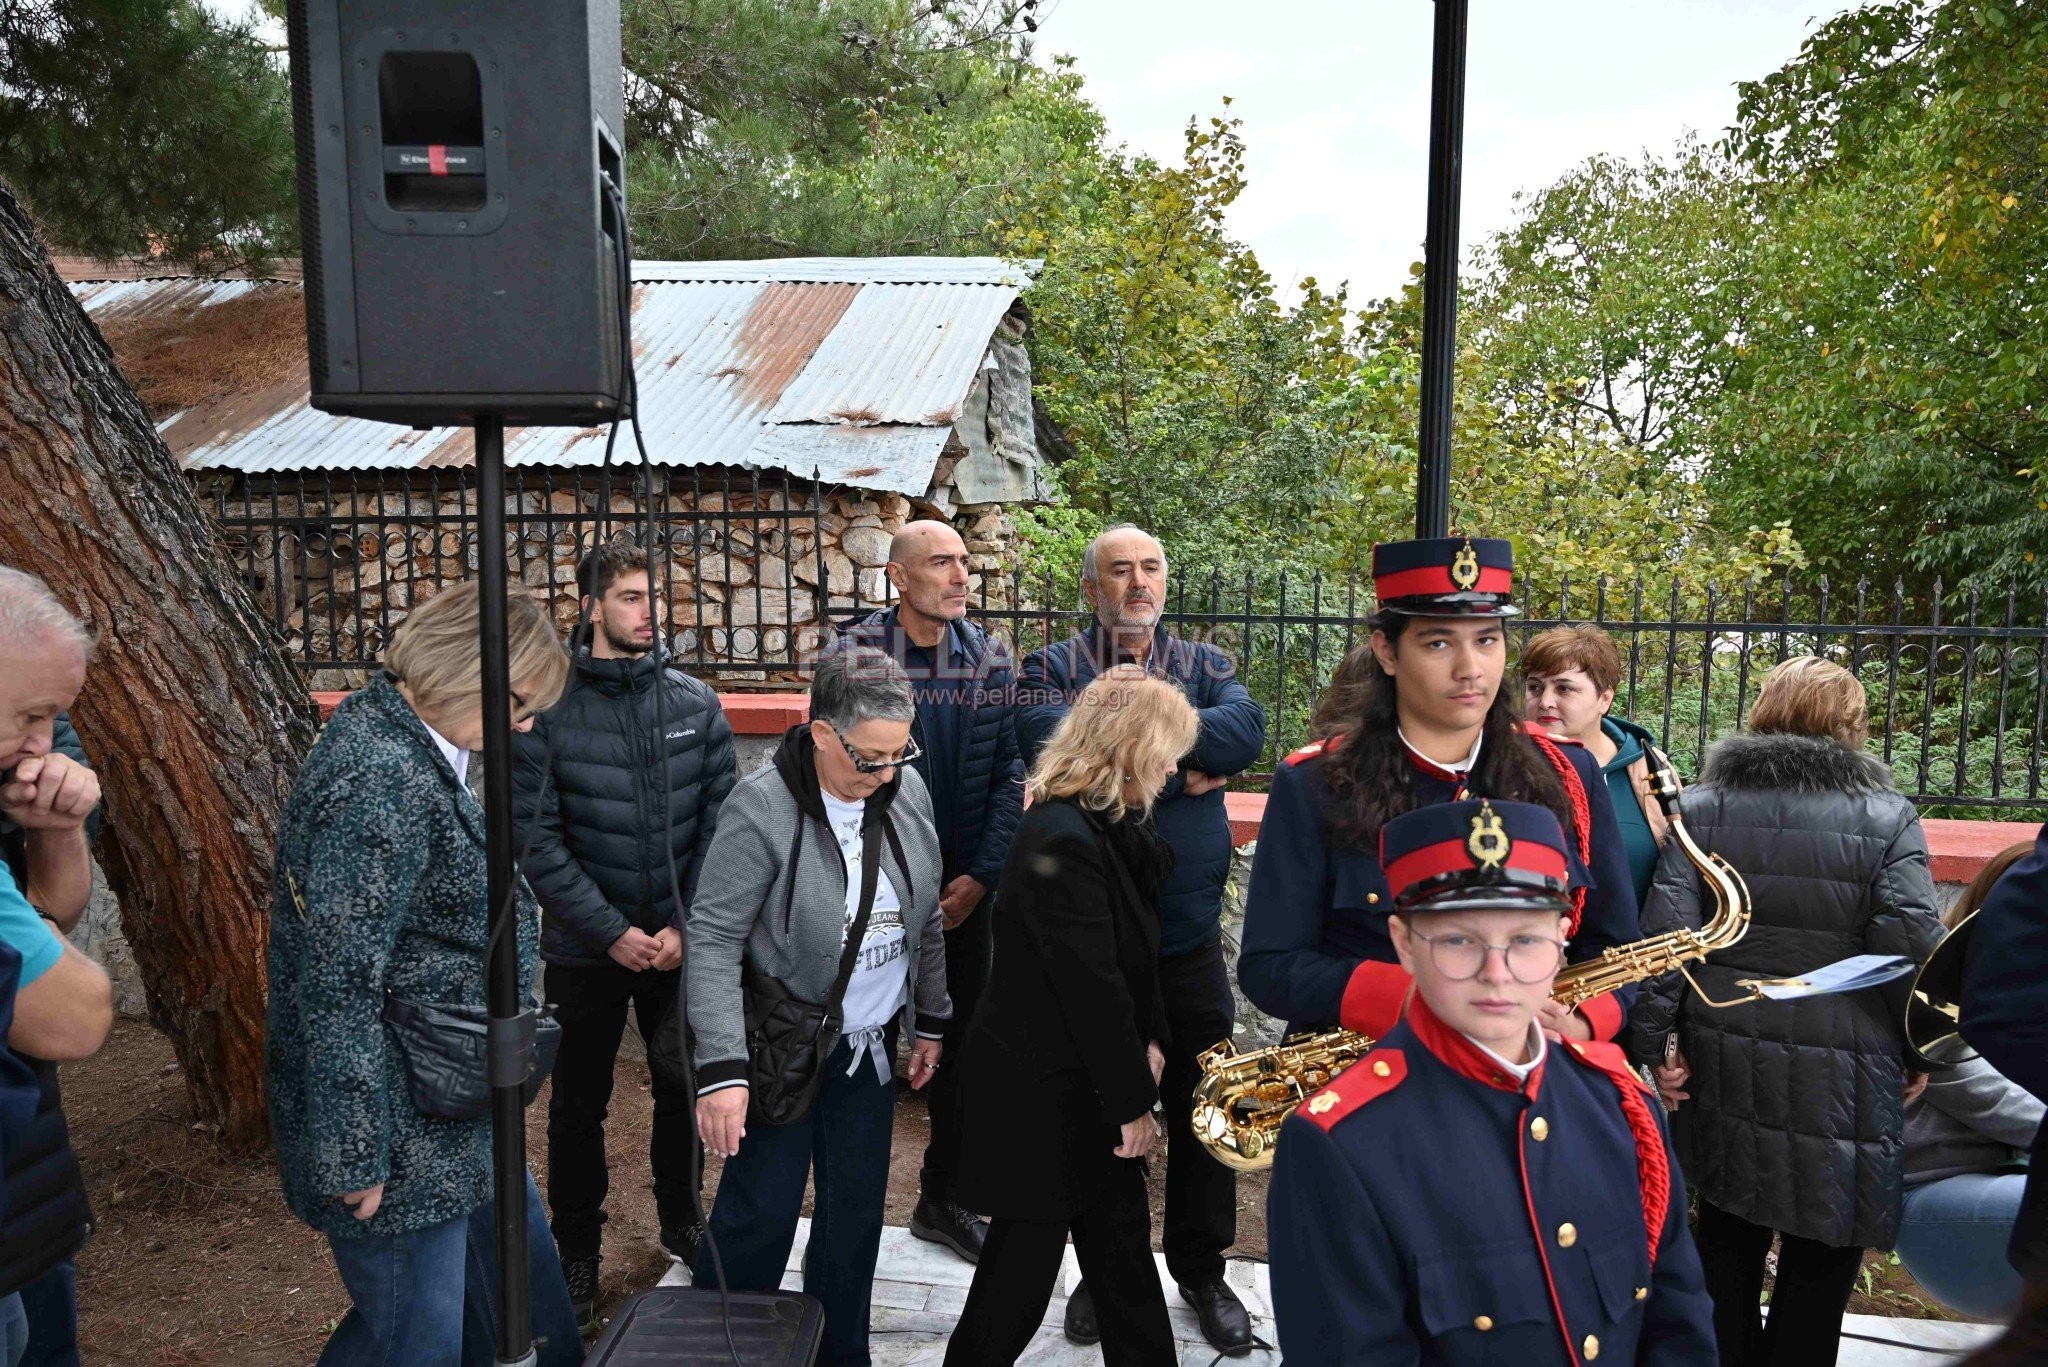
[
  {"left": 1449, "top": 537, "right": 1482, "bottom": 591},
  {"left": 1467, "top": 800, "right": 1510, "bottom": 870}
]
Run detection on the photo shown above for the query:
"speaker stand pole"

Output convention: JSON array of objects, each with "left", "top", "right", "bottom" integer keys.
[
  {"left": 474, "top": 415, "right": 538, "bottom": 1367},
  {"left": 1416, "top": 0, "right": 1469, "bottom": 540}
]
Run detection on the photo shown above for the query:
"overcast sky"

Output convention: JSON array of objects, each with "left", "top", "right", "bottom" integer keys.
[{"left": 1034, "top": 0, "right": 1857, "bottom": 301}]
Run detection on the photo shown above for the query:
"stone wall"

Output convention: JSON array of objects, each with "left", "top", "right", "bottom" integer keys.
[{"left": 204, "top": 461, "right": 1028, "bottom": 691}]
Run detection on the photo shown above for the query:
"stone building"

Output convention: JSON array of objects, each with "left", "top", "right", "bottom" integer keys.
[{"left": 68, "top": 256, "right": 1050, "bottom": 688}]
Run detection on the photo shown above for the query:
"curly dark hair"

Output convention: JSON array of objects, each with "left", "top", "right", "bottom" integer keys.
[
  {"left": 1323, "top": 613, "right": 1575, "bottom": 852},
  {"left": 577, "top": 539, "right": 649, "bottom": 599}
]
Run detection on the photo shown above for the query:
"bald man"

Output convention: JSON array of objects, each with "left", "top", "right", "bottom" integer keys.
[
  {"left": 0, "top": 566, "right": 114, "bottom": 1367},
  {"left": 833, "top": 521, "right": 1022, "bottom": 1262}
]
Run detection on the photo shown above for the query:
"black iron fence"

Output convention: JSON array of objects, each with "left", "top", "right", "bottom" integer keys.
[{"left": 203, "top": 470, "right": 2047, "bottom": 812}]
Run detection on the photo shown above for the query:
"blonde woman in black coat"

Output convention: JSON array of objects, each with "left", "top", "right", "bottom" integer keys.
[{"left": 944, "top": 668, "right": 1198, "bottom": 1367}]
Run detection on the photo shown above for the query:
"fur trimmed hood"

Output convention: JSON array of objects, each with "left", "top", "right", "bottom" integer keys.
[{"left": 1700, "top": 730, "right": 1897, "bottom": 795}]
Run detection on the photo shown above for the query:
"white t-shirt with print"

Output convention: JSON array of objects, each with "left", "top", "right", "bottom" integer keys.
[{"left": 821, "top": 791, "right": 908, "bottom": 1079}]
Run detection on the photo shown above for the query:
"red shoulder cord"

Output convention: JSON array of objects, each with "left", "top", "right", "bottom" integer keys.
[
  {"left": 1584, "top": 1048, "right": 1673, "bottom": 1266},
  {"left": 1522, "top": 729, "right": 1591, "bottom": 936}
]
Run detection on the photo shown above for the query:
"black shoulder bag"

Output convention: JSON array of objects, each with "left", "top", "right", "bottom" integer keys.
[{"left": 741, "top": 811, "right": 883, "bottom": 1127}]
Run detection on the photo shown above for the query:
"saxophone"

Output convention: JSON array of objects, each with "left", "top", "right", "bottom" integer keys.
[{"left": 1191, "top": 744, "right": 1750, "bottom": 1172}]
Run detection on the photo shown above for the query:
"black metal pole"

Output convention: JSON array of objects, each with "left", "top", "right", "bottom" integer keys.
[
  {"left": 474, "top": 416, "right": 535, "bottom": 1366},
  {"left": 1416, "top": 0, "right": 1470, "bottom": 539}
]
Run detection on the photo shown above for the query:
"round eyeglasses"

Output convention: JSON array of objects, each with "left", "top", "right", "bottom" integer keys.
[{"left": 1407, "top": 928, "right": 1567, "bottom": 984}]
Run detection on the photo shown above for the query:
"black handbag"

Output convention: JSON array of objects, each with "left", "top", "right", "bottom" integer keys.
[
  {"left": 742, "top": 812, "right": 883, "bottom": 1127},
  {"left": 382, "top": 994, "right": 562, "bottom": 1121}
]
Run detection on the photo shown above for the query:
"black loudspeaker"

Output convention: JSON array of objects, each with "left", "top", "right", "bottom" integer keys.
[
  {"left": 586, "top": 1288, "right": 826, "bottom": 1365},
  {"left": 286, "top": 0, "right": 626, "bottom": 427}
]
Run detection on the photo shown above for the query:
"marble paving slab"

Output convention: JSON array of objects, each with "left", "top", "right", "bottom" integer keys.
[{"left": 654, "top": 1221, "right": 2005, "bottom": 1365}]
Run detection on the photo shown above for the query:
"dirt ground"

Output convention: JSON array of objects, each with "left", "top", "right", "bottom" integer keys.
[
  {"left": 61, "top": 1022, "right": 1956, "bottom": 1363},
  {"left": 64, "top": 1022, "right": 1271, "bottom": 1364}
]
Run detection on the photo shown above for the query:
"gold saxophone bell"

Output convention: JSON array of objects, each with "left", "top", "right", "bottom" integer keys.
[{"left": 1192, "top": 744, "right": 1753, "bottom": 1171}]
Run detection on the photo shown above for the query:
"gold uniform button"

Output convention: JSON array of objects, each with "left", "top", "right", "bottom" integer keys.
[
  {"left": 1556, "top": 1222, "right": 1578, "bottom": 1248},
  {"left": 1583, "top": 1334, "right": 1601, "bottom": 1360},
  {"left": 1473, "top": 1316, "right": 1494, "bottom": 1332},
  {"left": 1367, "top": 893, "right": 1380, "bottom": 904},
  {"left": 1634, "top": 1286, "right": 1649, "bottom": 1301},
  {"left": 1372, "top": 1060, "right": 1392, "bottom": 1077},
  {"left": 1530, "top": 1116, "right": 1550, "bottom": 1141}
]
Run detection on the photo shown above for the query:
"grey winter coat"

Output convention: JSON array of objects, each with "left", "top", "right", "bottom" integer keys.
[
  {"left": 1905, "top": 1035, "right": 2044, "bottom": 1185},
  {"left": 1625, "top": 731, "right": 1945, "bottom": 1249},
  {"left": 685, "top": 726, "right": 950, "bottom": 1094}
]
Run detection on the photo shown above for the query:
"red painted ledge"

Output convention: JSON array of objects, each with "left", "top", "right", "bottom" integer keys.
[{"left": 310, "top": 691, "right": 2036, "bottom": 883}]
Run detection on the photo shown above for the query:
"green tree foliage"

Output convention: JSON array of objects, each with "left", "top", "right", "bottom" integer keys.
[{"left": 0, "top": 0, "right": 295, "bottom": 273}]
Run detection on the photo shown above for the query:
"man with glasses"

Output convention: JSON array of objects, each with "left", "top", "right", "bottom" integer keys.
[
  {"left": 1268, "top": 798, "right": 1717, "bottom": 1365},
  {"left": 1017, "top": 524, "right": 1267, "bottom": 1355},
  {"left": 837, "top": 520, "right": 1022, "bottom": 1264}
]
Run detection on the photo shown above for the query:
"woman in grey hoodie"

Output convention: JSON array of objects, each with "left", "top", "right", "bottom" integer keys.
[
  {"left": 1897, "top": 843, "right": 2045, "bottom": 1321},
  {"left": 684, "top": 646, "right": 949, "bottom": 1367}
]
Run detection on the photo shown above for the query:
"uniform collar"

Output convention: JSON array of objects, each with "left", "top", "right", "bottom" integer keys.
[
  {"left": 1406, "top": 990, "right": 1546, "bottom": 1099},
  {"left": 1399, "top": 726, "right": 1483, "bottom": 784}
]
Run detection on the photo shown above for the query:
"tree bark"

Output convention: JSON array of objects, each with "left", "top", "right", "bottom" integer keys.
[{"left": 0, "top": 182, "right": 318, "bottom": 1150}]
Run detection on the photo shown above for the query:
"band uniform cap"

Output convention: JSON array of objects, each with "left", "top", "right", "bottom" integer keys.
[
  {"left": 1379, "top": 798, "right": 1573, "bottom": 914},
  {"left": 1371, "top": 536, "right": 1519, "bottom": 617}
]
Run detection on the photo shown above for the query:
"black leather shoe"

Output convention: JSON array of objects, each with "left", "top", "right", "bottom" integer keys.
[
  {"left": 909, "top": 1191, "right": 988, "bottom": 1263},
  {"left": 1063, "top": 1279, "right": 1100, "bottom": 1346},
  {"left": 562, "top": 1254, "right": 600, "bottom": 1333},
  {"left": 659, "top": 1222, "right": 701, "bottom": 1268},
  {"left": 1180, "top": 1279, "right": 1255, "bottom": 1355}
]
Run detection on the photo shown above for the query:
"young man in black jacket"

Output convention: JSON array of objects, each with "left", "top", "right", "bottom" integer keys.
[
  {"left": 513, "top": 544, "right": 737, "bottom": 1328},
  {"left": 836, "top": 520, "right": 1023, "bottom": 1264}
]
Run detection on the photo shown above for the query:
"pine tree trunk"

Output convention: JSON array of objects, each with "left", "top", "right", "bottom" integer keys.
[{"left": 0, "top": 182, "right": 318, "bottom": 1150}]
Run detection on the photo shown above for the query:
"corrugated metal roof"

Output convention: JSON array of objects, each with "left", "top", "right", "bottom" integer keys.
[{"left": 69, "top": 256, "right": 1039, "bottom": 495}]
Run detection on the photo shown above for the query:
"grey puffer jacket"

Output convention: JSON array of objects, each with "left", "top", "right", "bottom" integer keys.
[
  {"left": 684, "top": 726, "right": 950, "bottom": 1094},
  {"left": 1625, "top": 731, "right": 1944, "bottom": 1249}
]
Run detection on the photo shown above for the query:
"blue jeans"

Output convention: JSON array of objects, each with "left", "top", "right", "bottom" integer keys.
[
  {"left": 320, "top": 1171, "right": 584, "bottom": 1367},
  {"left": 1896, "top": 1172, "right": 2029, "bottom": 1321},
  {"left": 14, "top": 1258, "right": 76, "bottom": 1367},
  {"left": 694, "top": 1026, "right": 898, "bottom": 1367}
]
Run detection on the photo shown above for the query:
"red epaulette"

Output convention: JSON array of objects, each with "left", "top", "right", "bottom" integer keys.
[
  {"left": 1560, "top": 1038, "right": 1673, "bottom": 1264},
  {"left": 1298, "top": 1048, "right": 1406, "bottom": 1131},
  {"left": 1284, "top": 732, "right": 1347, "bottom": 767}
]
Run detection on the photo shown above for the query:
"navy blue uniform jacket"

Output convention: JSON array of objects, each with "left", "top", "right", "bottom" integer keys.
[
  {"left": 1959, "top": 821, "right": 2048, "bottom": 1283},
  {"left": 1017, "top": 624, "right": 1267, "bottom": 957},
  {"left": 1238, "top": 735, "right": 1641, "bottom": 1040},
  {"left": 1268, "top": 994, "right": 1716, "bottom": 1366}
]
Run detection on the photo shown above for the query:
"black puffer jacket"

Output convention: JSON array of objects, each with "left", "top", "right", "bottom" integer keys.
[
  {"left": 1626, "top": 731, "right": 1944, "bottom": 1249},
  {"left": 513, "top": 646, "right": 737, "bottom": 968}
]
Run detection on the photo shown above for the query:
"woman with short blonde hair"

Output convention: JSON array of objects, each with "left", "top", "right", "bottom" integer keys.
[
  {"left": 945, "top": 665, "right": 1197, "bottom": 1366},
  {"left": 267, "top": 580, "right": 578, "bottom": 1366},
  {"left": 1748, "top": 655, "right": 1870, "bottom": 748}
]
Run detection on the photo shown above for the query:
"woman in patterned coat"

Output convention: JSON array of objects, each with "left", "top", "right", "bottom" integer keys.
[{"left": 266, "top": 581, "right": 577, "bottom": 1367}]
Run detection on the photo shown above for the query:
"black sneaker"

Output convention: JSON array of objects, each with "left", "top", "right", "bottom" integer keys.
[
  {"left": 659, "top": 1222, "right": 701, "bottom": 1268},
  {"left": 561, "top": 1254, "right": 600, "bottom": 1333},
  {"left": 908, "top": 1191, "right": 988, "bottom": 1263}
]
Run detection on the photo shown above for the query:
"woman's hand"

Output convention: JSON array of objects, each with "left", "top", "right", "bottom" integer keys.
[
  {"left": 1114, "top": 1111, "right": 1160, "bottom": 1159},
  {"left": 1146, "top": 1041, "right": 1165, "bottom": 1087},
  {"left": 697, "top": 1088, "right": 750, "bottom": 1158},
  {"left": 342, "top": 1184, "right": 385, "bottom": 1221},
  {"left": 1654, "top": 1048, "right": 1691, "bottom": 1109},
  {"left": 907, "top": 1038, "right": 943, "bottom": 1091},
  {"left": 1904, "top": 1070, "right": 1930, "bottom": 1105}
]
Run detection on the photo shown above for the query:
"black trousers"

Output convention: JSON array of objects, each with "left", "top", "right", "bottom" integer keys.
[
  {"left": 544, "top": 961, "right": 694, "bottom": 1261},
  {"left": 1158, "top": 937, "right": 1237, "bottom": 1287},
  {"left": 1694, "top": 1198, "right": 1865, "bottom": 1367},
  {"left": 944, "top": 1159, "right": 1175, "bottom": 1367},
  {"left": 921, "top": 890, "right": 994, "bottom": 1199}
]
